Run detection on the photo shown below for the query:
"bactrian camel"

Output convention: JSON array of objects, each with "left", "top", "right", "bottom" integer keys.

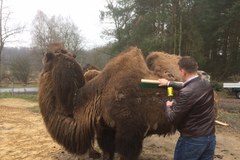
[{"left": 38, "top": 47, "right": 180, "bottom": 160}]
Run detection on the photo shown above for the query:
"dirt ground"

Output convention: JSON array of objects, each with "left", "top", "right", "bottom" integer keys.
[{"left": 0, "top": 95, "right": 239, "bottom": 160}]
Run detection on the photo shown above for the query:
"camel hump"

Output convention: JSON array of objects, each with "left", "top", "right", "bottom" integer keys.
[
  {"left": 146, "top": 52, "right": 181, "bottom": 81},
  {"left": 103, "top": 47, "right": 149, "bottom": 74}
]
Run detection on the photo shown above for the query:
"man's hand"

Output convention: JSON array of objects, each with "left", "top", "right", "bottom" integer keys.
[
  {"left": 158, "top": 78, "right": 169, "bottom": 86},
  {"left": 166, "top": 100, "right": 173, "bottom": 107}
]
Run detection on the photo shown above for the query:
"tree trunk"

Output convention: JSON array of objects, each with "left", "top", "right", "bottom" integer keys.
[
  {"left": 178, "top": 0, "right": 182, "bottom": 56},
  {"left": 173, "top": 1, "right": 177, "bottom": 54}
]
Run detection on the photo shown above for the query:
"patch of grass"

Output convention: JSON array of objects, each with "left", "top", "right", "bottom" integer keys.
[
  {"left": 0, "top": 93, "right": 38, "bottom": 102},
  {"left": 219, "top": 111, "right": 240, "bottom": 119},
  {"left": 0, "top": 83, "right": 37, "bottom": 88},
  {"left": 218, "top": 109, "right": 240, "bottom": 131},
  {"left": 27, "top": 105, "right": 40, "bottom": 113},
  {"left": 216, "top": 90, "right": 230, "bottom": 98}
]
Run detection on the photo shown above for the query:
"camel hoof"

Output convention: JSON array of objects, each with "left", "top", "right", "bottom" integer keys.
[
  {"left": 102, "top": 152, "right": 114, "bottom": 160},
  {"left": 88, "top": 149, "right": 101, "bottom": 159}
]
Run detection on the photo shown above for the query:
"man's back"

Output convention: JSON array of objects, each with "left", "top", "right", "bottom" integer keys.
[{"left": 176, "top": 77, "right": 215, "bottom": 136}]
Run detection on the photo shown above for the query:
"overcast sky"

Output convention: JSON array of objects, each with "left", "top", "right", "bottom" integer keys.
[{"left": 5, "top": 0, "right": 111, "bottom": 49}]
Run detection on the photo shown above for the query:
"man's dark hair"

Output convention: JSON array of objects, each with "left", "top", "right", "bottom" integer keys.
[{"left": 178, "top": 56, "right": 198, "bottom": 73}]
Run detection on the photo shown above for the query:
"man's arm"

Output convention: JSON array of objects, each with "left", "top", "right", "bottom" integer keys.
[
  {"left": 158, "top": 78, "right": 183, "bottom": 90},
  {"left": 165, "top": 90, "right": 192, "bottom": 127}
]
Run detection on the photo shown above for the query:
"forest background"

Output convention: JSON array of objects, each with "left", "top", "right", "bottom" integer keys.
[{"left": 0, "top": 0, "right": 240, "bottom": 85}]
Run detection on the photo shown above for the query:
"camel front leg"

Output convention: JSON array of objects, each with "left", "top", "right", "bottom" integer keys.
[
  {"left": 115, "top": 124, "right": 145, "bottom": 160},
  {"left": 102, "top": 151, "right": 114, "bottom": 160},
  {"left": 88, "top": 140, "right": 101, "bottom": 159},
  {"left": 96, "top": 119, "right": 116, "bottom": 160}
]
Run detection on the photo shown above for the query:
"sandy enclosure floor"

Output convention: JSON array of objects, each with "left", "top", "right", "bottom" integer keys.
[{"left": 0, "top": 98, "right": 239, "bottom": 160}]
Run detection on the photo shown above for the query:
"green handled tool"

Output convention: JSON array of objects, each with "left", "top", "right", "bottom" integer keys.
[{"left": 140, "top": 79, "right": 161, "bottom": 88}]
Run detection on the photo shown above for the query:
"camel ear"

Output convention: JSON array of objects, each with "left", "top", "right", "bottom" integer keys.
[{"left": 45, "top": 52, "right": 55, "bottom": 62}]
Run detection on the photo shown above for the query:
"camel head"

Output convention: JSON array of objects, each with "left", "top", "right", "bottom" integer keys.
[
  {"left": 40, "top": 52, "right": 85, "bottom": 116},
  {"left": 47, "top": 42, "right": 76, "bottom": 58}
]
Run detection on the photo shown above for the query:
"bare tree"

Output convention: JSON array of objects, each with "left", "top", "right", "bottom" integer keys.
[
  {"left": 31, "top": 10, "right": 49, "bottom": 55},
  {"left": 84, "top": 46, "right": 112, "bottom": 68},
  {"left": 0, "top": 0, "right": 25, "bottom": 63},
  {"left": 0, "top": 0, "right": 25, "bottom": 80},
  {"left": 31, "top": 10, "right": 84, "bottom": 55}
]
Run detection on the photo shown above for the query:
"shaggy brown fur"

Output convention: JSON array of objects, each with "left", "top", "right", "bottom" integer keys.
[
  {"left": 41, "top": 48, "right": 82, "bottom": 117},
  {"left": 146, "top": 51, "right": 181, "bottom": 81},
  {"left": 39, "top": 47, "right": 176, "bottom": 160},
  {"left": 44, "top": 44, "right": 101, "bottom": 158},
  {"left": 39, "top": 53, "right": 92, "bottom": 154}
]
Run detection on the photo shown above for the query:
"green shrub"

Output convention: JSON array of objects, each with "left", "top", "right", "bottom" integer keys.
[{"left": 211, "top": 80, "right": 223, "bottom": 91}]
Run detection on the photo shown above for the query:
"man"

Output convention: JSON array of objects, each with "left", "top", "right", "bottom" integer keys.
[{"left": 159, "top": 56, "right": 216, "bottom": 160}]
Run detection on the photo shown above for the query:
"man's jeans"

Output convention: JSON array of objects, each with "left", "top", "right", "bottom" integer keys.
[{"left": 174, "top": 134, "right": 216, "bottom": 160}]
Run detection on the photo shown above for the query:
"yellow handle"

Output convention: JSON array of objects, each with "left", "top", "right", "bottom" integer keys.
[{"left": 167, "top": 87, "right": 173, "bottom": 97}]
